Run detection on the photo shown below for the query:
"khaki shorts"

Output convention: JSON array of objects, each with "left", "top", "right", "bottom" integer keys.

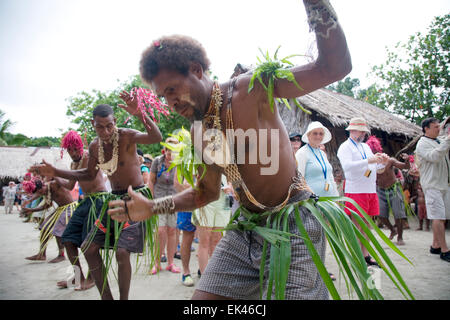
[
  {"left": 424, "top": 188, "right": 450, "bottom": 220},
  {"left": 158, "top": 212, "right": 177, "bottom": 228}
]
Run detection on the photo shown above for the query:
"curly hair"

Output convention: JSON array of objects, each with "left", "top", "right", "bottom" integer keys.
[{"left": 139, "top": 35, "right": 211, "bottom": 83}]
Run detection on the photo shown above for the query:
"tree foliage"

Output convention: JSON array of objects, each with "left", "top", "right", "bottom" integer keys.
[
  {"left": 370, "top": 14, "right": 450, "bottom": 124},
  {"left": 65, "top": 75, "right": 190, "bottom": 156},
  {"left": 0, "top": 109, "right": 14, "bottom": 146}
]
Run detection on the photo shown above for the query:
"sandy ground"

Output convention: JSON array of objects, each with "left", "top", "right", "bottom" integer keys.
[{"left": 0, "top": 206, "right": 449, "bottom": 300}]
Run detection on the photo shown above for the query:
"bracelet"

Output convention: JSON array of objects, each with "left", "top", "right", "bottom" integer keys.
[
  {"left": 152, "top": 196, "right": 176, "bottom": 215},
  {"left": 305, "top": 0, "right": 338, "bottom": 39}
]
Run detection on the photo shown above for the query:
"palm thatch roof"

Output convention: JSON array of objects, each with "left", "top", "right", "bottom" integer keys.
[
  {"left": 293, "top": 88, "right": 422, "bottom": 137},
  {"left": 0, "top": 146, "right": 72, "bottom": 180}
]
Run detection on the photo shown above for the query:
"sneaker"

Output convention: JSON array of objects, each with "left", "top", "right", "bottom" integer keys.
[
  {"left": 430, "top": 246, "right": 441, "bottom": 255},
  {"left": 174, "top": 252, "right": 181, "bottom": 259},
  {"left": 197, "top": 269, "right": 201, "bottom": 278},
  {"left": 160, "top": 254, "right": 167, "bottom": 263},
  {"left": 182, "top": 274, "right": 194, "bottom": 287},
  {"left": 440, "top": 251, "right": 450, "bottom": 263}
]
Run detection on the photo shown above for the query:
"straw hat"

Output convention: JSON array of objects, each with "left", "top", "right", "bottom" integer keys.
[
  {"left": 345, "top": 117, "right": 370, "bottom": 133},
  {"left": 302, "top": 121, "right": 332, "bottom": 144}
]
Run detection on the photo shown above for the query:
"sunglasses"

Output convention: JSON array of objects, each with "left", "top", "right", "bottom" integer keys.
[{"left": 290, "top": 138, "right": 302, "bottom": 142}]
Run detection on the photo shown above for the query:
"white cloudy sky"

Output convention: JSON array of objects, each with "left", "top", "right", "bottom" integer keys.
[{"left": 1, "top": 0, "right": 448, "bottom": 138}]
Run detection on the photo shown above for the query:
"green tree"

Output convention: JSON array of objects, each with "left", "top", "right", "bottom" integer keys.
[
  {"left": 326, "top": 77, "right": 361, "bottom": 98},
  {"left": 0, "top": 109, "right": 14, "bottom": 146},
  {"left": 370, "top": 14, "right": 450, "bottom": 124},
  {"left": 22, "top": 136, "right": 60, "bottom": 147},
  {"left": 65, "top": 75, "right": 190, "bottom": 156}
]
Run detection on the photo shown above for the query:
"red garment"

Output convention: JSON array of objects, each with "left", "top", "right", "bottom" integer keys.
[{"left": 344, "top": 193, "right": 380, "bottom": 217}]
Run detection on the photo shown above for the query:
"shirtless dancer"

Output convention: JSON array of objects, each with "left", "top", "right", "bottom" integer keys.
[
  {"left": 367, "top": 136, "right": 410, "bottom": 245},
  {"left": 109, "top": 0, "right": 352, "bottom": 299},
  {"left": 24, "top": 178, "right": 77, "bottom": 263},
  {"left": 52, "top": 130, "right": 107, "bottom": 290},
  {"left": 32, "top": 91, "right": 162, "bottom": 300}
]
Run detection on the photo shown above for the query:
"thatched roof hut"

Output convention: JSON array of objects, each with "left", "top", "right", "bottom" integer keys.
[
  {"left": 279, "top": 88, "right": 422, "bottom": 173},
  {"left": 229, "top": 63, "right": 422, "bottom": 174},
  {"left": 0, "top": 146, "right": 72, "bottom": 184}
]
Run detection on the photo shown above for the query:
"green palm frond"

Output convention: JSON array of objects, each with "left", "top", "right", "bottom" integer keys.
[
  {"left": 161, "top": 127, "right": 206, "bottom": 189},
  {"left": 223, "top": 196, "right": 415, "bottom": 300},
  {"left": 248, "top": 47, "right": 311, "bottom": 115}
]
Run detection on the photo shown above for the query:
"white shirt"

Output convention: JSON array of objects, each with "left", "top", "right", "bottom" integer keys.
[
  {"left": 415, "top": 135, "right": 450, "bottom": 191},
  {"left": 337, "top": 138, "right": 377, "bottom": 194}
]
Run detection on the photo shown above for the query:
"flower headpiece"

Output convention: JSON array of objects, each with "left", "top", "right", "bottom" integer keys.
[
  {"left": 153, "top": 40, "right": 163, "bottom": 50},
  {"left": 60, "top": 130, "right": 84, "bottom": 159},
  {"left": 366, "top": 135, "right": 383, "bottom": 154},
  {"left": 22, "top": 180, "right": 36, "bottom": 194}
]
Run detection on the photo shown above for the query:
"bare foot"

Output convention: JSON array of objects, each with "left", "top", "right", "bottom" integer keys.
[
  {"left": 389, "top": 229, "right": 398, "bottom": 240},
  {"left": 48, "top": 255, "right": 65, "bottom": 263},
  {"left": 25, "top": 254, "right": 46, "bottom": 261},
  {"left": 57, "top": 278, "right": 95, "bottom": 291},
  {"left": 57, "top": 279, "right": 71, "bottom": 288},
  {"left": 75, "top": 278, "right": 95, "bottom": 291},
  {"left": 396, "top": 239, "right": 405, "bottom": 246}
]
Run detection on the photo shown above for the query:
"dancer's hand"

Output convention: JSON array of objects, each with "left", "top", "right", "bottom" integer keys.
[
  {"left": 118, "top": 90, "right": 140, "bottom": 116},
  {"left": 22, "top": 207, "right": 32, "bottom": 214},
  {"left": 29, "top": 160, "right": 56, "bottom": 178},
  {"left": 108, "top": 186, "right": 153, "bottom": 222},
  {"left": 400, "top": 153, "right": 409, "bottom": 162}
]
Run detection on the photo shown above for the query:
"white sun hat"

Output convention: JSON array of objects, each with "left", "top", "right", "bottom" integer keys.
[
  {"left": 345, "top": 117, "right": 371, "bottom": 133},
  {"left": 302, "top": 121, "right": 332, "bottom": 144}
]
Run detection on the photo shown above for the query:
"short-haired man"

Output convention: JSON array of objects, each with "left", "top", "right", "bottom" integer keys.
[
  {"left": 32, "top": 91, "right": 163, "bottom": 299},
  {"left": 415, "top": 117, "right": 450, "bottom": 263}
]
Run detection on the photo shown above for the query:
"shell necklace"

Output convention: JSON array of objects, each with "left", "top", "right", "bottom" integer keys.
[
  {"left": 202, "top": 82, "right": 231, "bottom": 167},
  {"left": 96, "top": 128, "right": 119, "bottom": 176},
  {"left": 71, "top": 151, "right": 87, "bottom": 170}
]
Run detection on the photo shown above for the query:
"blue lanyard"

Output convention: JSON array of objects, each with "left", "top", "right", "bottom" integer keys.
[
  {"left": 157, "top": 163, "right": 167, "bottom": 178},
  {"left": 349, "top": 138, "right": 367, "bottom": 160},
  {"left": 308, "top": 144, "right": 327, "bottom": 180}
]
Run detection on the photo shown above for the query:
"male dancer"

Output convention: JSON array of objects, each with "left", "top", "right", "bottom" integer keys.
[
  {"left": 32, "top": 90, "right": 162, "bottom": 299},
  {"left": 23, "top": 178, "right": 77, "bottom": 263},
  {"left": 51, "top": 130, "right": 108, "bottom": 290},
  {"left": 109, "top": 0, "right": 352, "bottom": 299},
  {"left": 366, "top": 135, "right": 411, "bottom": 245}
]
